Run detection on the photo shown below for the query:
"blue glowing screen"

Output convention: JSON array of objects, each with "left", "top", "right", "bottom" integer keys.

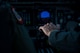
[{"left": 40, "top": 11, "right": 50, "bottom": 18}]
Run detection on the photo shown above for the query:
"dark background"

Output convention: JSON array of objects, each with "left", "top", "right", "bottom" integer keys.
[{"left": 2, "top": 0, "right": 80, "bottom": 53}]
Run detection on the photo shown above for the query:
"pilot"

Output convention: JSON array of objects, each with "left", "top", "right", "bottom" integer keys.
[
  {"left": 39, "top": 22, "right": 80, "bottom": 53},
  {"left": 0, "top": 1, "right": 36, "bottom": 53}
]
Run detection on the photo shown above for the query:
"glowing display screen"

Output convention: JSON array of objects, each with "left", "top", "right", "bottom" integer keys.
[{"left": 40, "top": 11, "right": 50, "bottom": 18}]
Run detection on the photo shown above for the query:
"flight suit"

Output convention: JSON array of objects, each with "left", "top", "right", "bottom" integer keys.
[
  {"left": 48, "top": 30, "right": 80, "bottom": 53},
  {"left": 0, "top": 2, "right": 36, "bottom": 53}
]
